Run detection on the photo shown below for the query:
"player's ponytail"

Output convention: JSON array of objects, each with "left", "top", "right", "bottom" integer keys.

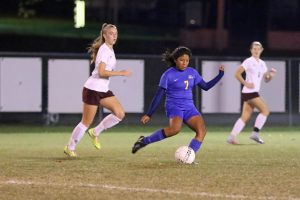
[
  {"left": 162, "top": 50, "right": 175, "bottom": 66},
  {"left": 88, "top": 23, "right": 117, "bottom": 62},
  {"left": 162, "top": 46, "right": 192, "bottom": 67},
  {"left": 99, "top": 23, "right": 108, "bottom": 45}
]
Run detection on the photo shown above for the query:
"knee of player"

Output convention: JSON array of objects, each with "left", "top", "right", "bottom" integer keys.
[{"left": 115, "top": 111, "right": 125, "bottom": 120}]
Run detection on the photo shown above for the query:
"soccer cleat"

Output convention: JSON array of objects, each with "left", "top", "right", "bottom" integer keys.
[
  {"left": 132, "top": 136, "right": 147, "bottom": 154},
  {"left": 64, "top": 146, "right": 77, "bottom": 157},
  {"left": 192, "top": 161, "right": 199, "bottom": 165},
  {"left": 250, "top": 135, "right": 265, "bottom": 144},
  {"left": 87, "top": 128, "right": 101, "bottom": 149},
  {"left": 227, "top": 139, "right": 239, "bottom": 145}
]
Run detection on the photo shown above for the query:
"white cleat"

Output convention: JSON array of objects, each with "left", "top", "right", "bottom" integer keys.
[{"left": 250, "top": 135, "right": 265, "bottom": 144}]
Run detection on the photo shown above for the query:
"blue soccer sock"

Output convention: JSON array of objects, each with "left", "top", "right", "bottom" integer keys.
[
  {"left": 188, "top": 138, "right": 202, "bottom": 153},
  {"left": 143, "top": 129, "right": 167, "bottom": 145}
]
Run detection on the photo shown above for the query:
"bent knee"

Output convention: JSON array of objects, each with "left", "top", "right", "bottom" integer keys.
[{"left": 114, "top": 111, "right": 125, "bottom": 120}]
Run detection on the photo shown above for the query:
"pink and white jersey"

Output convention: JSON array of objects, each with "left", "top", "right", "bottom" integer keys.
[
  {"left": 84, "top": 43, "right": 116, "bottom": 92},
  {"left": 241, "top": 56, "right": 267, "bottom": 93}
]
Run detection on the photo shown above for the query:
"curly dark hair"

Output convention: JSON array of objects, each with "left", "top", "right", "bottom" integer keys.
[{"left": 161, "top": 46, "right": 192, "bottom": 67}]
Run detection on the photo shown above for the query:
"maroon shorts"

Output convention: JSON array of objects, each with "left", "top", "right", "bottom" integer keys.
[
  {"left": 82, "top": 87, "right": 114, "bottom": 105},
  {"left": 241, "top": 92, "right": 260, "bottom": 102}
]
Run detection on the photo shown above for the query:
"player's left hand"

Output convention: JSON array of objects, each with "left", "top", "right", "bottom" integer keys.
[
  {"left": 219, "top": 65, "right": 225, "bottom": 71},
  {"left": 270, "top": 68, "right": 277, "bottom": 77},
  {"left": 121, "top": 69, "right": 132, "bottom": 77}
]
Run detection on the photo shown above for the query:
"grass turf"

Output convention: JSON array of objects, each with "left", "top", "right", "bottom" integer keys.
[{"left": 0, "top": 125, "right": 299, "bottom": 200}]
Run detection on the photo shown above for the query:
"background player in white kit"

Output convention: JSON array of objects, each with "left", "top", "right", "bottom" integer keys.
[
  {"left": 227, "top": 41, "right": 276, "bottom": 145},
  {"left": 64, "top": 23, "right": 131, "bottom": 157}
]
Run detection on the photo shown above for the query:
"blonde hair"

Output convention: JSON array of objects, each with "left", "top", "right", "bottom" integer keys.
[
  {"left": 88, "top": 23, "right": 117, "bottom": 62},
  {"left": 250, "top": 41, "right": 264, "bottom": 50}
]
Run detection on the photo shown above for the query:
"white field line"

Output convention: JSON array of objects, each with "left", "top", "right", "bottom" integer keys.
[{"left": 1, "top": 179, "right": 299, "bottom": 200}]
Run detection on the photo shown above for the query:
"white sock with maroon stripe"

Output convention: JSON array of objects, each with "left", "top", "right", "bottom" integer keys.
[
  {"left": 67, "top": 122, "right": 88, "bottom": 150},
  {"left": 93, "top": 114, "right": 122, "bottom": 136},
  {"left": 229, "top": 118, "right": 245, "bottom": 138}
]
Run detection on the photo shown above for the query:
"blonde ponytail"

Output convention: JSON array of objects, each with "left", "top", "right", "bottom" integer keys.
[{"left": 87, "top": 23, "right": 117, "bottom": 62}]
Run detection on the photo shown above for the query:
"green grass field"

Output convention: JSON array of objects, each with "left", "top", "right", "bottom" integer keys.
[{"left": 0, "top": 125, "right": 299, "bottom": 200}]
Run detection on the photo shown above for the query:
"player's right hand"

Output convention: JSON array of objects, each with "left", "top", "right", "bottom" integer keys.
[
  {"left": 141, "top": 115, "right": 151, "bottom": 124},
  {"left": 245, "top": 82, "right": 254, "bottom": 89}
]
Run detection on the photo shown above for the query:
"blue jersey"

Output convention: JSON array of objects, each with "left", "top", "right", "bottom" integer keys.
[{"left": 159, "top": 67, "right": 202, "bottom": 109}]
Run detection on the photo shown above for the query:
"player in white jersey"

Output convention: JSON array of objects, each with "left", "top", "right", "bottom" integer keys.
[
  {"left": 227, "top": 41, "right": 276, "bottom": 145},
  {"left": 64, "top": 23, "right": 131, "bottom": 157}
]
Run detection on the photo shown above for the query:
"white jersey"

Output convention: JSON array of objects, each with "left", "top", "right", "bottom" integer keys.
[
  {"left": 84, "top": 43, "right": 116, "bottom": 92},
  {"left": 241, "top": 56, "right": 267, "bottom": 93}
]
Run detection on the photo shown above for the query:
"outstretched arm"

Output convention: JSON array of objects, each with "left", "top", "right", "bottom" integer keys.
[
  {"left": 141, "top": 87, "right": 165, "bottom": 124},
  {"left": 98, "top": 62, "right": 132, "bottom": 78},
  {"left": 198, "top": 65, "right": 224, "bottom": 91}
]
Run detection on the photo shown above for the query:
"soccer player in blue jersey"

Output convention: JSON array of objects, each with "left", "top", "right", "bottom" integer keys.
[{"left": 132, "top": 46, "right": 224, "bottom": 157}]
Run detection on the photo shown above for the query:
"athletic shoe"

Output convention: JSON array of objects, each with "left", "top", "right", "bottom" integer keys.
[
  {"left": 227, "top": 138, "right": 239, "bottom": 145},
  {"left": 132, "top": 136, "right": 147, "bottom": 154},
  {"left": 64, "top": 146, "right": 77, "bottom": 157},
  {"left": 87, "top": 128, "right": 101, "bottom": 149},
  {"left": 250, "top": 135, "right": 265, "bottom": 144}
]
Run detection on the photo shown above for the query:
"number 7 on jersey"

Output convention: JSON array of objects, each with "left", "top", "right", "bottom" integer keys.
[{"left": 184, "top": 80, "right": 189, "bottom": 90}]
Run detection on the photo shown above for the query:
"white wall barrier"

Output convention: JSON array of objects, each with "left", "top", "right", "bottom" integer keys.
[
  {"left": 201, "top": 61, "right": 241, "bottom": 113},
  {"left": 48, "top": 59, "right": 145, "bottom": 114},
  {"left": 48, "top": 59, "right": 90, "bottom": 113},
  {"left": 0, "top": 56, "right": 287, "bottom": 114},
  {"left": 0, "top": 57, "right": 42, "bottom": 112}
]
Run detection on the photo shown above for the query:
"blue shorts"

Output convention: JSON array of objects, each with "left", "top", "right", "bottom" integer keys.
[{"left": 165, "top": 104, "right": 201, "bottom": 123}]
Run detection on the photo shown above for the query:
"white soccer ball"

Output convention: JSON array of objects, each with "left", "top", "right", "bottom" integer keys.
[{"left": 175, "top": 146, "right": 195, "bottom": 164}]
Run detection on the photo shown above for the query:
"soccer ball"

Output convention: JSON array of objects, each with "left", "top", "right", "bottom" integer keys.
[{"left": 175, "top": 146, "right": 195, "bottom": 164}]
